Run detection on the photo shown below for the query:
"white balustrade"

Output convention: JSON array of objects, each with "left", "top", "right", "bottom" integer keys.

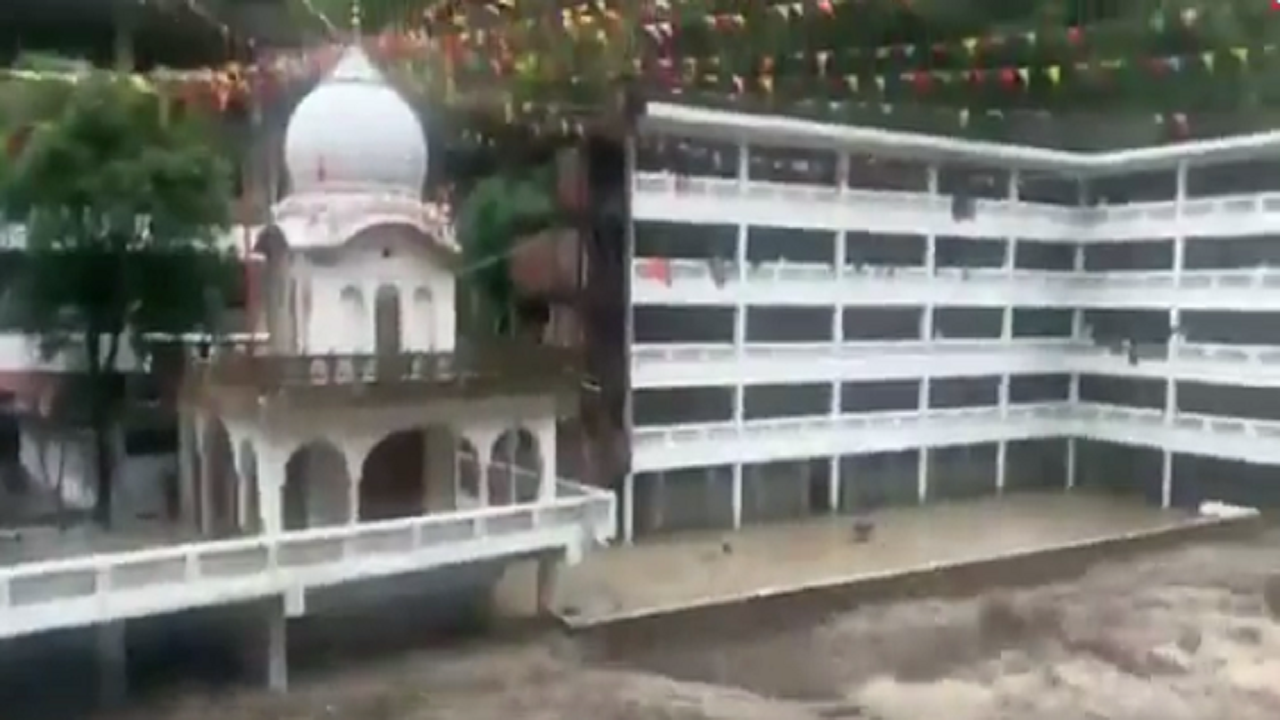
[
  {"left": 631, "top": 339, "right": 1078, "bottom": 389},
  {"left": 631, "top": 172, "right": 1084, "bottom": 241},
  {"left": 630, "top": 403, "right": 1071, "bottom": 472},
  {"left": 633, "top": 172, "right": 1280, "bottom": 242},
  {"left": 0, "top": 481, "right": 614, "bottom": 639},
  {"left": 632, "top": 256, "right": 1280, "bottom": 310},
  {"left": 633, "top": 396, "right": 1280, "bottom": 473}
]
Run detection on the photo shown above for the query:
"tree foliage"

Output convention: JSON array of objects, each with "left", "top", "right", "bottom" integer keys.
[
  {"left": 456, "top": 165, "right": 557, "bottom": 334},
  {"left": 0, "top": 72, "right": 237, "bottom": 526}
]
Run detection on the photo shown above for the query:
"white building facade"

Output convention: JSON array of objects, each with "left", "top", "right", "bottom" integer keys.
[{"left": 623, "top": 102, "right": 1280, "bottom": 542}]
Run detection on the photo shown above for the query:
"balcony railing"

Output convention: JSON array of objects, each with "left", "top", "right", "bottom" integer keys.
[{"left": 190, "top": 341, "right": 581, "bottom": 390}]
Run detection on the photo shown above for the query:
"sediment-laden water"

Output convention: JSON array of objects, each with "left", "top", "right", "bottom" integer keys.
[{"left": 105, "top": 530, "right": 1280, "bottom": 720}]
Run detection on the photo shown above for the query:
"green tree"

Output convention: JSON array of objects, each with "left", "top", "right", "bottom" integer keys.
[
  {"left": 456, "top": 166, "right": 557, "bottom": 335},
  {"left": 0, "top": 73, "right": 236, "bottom": 527}
]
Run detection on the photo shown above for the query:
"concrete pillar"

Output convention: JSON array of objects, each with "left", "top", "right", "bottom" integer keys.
[
  {"left": 917, "top": 448, "right": 929, "bottom": 504},
  {"left": 95, "top": 621, "right": 128, "bottom": 708},
  {"left": 622, "top": 472, "right": 635, "bottom": 543},
  {"left": 535, "top": 552, "right": 562, "bottom": 616},
  {"left": 196, "top": 421, "right": 214, "bottom": 535},
  {"left": 342, "top": 443, "right": 366, "bottom": 524},
  {"left": 178, "top": 413, "right": 197, "bottom": 527},
  {"left": 242, "top": 597, "right": 288, "bottom": 692},
  {"left": 1066, "top": 437, "right": 1078, "bottom": 491},
  {"left": 730, "top": 464, "right": 743, "bottom": 529},
  {"left": 256, "top": 446, "right": 286, "bottom": 535},
  {"left": 537, "top": 419, "right": 557, "bottom": 502},
  {"left": 828, "top": 456, "right": 841, "bottom": 513}
]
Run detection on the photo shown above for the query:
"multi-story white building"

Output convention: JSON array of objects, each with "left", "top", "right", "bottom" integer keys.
[{"left": 622, "top": 102, "right": 1280, "bottom": 543}]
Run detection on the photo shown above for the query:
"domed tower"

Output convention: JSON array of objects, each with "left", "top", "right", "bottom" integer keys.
[
  {"left": 178, "top": 46, "right": 610, "bottom": 557},
  {"left": 259, "top": 45, "right": 457, "bottom": 356}
]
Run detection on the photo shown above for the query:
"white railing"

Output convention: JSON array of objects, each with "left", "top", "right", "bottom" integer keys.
[
  {"left": 1174, "top": 343, "right": 1280, "bottom": 366},
  {"left": 634, "top": 338, "right": 1280, "bottom": 371},
  {"left": 632, "top": 172, "right": 1086, "bottom": 239},
  {"left": 633, "top": 399, "right": 1280, "bottom": 469},
  {"left": 632, "top": 172, "right": 1280, "bottom": 242},
  {"left": 632, "top": 338, "right": 1076, "bottom": 363},
  {"left": 632, "top": 258, "right": 1280, "bottom": 310},
  {"left": 632, "top": 403, "right": 1071, "bottom": 451},
  {"left": 0, "top": 480, "right": 614, "bottom": 637},
  {"left": 1094, "top": 191, "right": 1280, "bottom": 228}
]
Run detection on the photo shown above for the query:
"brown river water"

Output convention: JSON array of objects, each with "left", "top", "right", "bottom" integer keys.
[{"left": 120, "top": 529, "right": 1280, "bottom": 720}]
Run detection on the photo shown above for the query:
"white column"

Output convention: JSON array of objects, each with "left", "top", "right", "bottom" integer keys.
[
  {"left": 177, "top": 411, "right": 197, "bottom": 527},
  {"left": 1162, "top": 161, "right": 1188, "bottom": 508},
  {"left": 346, "top": 458, "right": 362, "bottom": 523},
  {"left": 1006, "top": 169, "right": 1020, "bottom": 275},
  {"left": 996, "top": 307, "right": 1012, "bottom": 494},
  {"left": 1066, "top": 182, "right": 1086, "bottom": 492},
  {"left": 195, "top": 416, "right": 214, "bottom": 535},
  {"left": 538, "top": 419, "right": 557, "bottom": 502},
  {"left": 466, "top": 427, "right": 499, "bottom": 508},
  {"left": 917, "top": 165, "right": 937, "bottom": 504},
  {"left": 256, "top": 445, "right": 286, "bottom": 535},
  {"left": 830, "top": 225, "right": 846, "bottom": 512},
  {"left": 731, "top": 214, "right": 748, "bottom": 530},
  {"left": 229, "top": 435, "right": 253, "bottom": 530},
  {"left": 622, "top": 136, "right": 637, "bottom": 545},
  {"left": 622, "top": 472, "right": 635, "bottom": 543},
  {"left": 998, "top": 172, "right": 1016, "bottom": 496}
]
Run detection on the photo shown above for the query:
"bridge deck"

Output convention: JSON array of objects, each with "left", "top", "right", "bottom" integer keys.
[{"left": 0, "top": 481, "right": 616, "bottom": 641}]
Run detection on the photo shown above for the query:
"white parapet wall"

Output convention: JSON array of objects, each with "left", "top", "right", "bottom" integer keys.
[{"left": 0, "top": 479, "right": 616, "bottom": 640}]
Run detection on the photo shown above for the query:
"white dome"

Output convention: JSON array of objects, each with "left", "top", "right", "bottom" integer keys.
[{"left": 283, "top": 47, "right": 427, "bottom": 196}]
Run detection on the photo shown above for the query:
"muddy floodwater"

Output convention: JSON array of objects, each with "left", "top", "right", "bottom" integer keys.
[{"left": 118, "top": 528, "right": 1280, "bottom": 720}]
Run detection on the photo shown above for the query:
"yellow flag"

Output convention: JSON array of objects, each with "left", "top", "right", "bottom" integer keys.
[
  {"left": 1201, "top": 52, "right": 1214, "bottom": 71},
  {"left": 1231, "top": 47, "right": 1249, "bottom": 64},
  {"left": 1016, "top": 67, "right": 1029, "bottom": 85},
  {"left": 963, "top": 37, "right": 978, "bottom": 54},
  {"left": 844, "top": 74, "right": 859, "bottom": 92},
  {"left": 874, "top": 75, "right": 885, "bottom": 92},
  {"left": 1046, "top": 65, "right": 1061, "bottom": 84}
]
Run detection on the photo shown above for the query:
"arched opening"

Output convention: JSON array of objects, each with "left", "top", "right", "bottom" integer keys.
[
  {"left": 413, "top": 286, "right": 435, "bottom": 351},
  {"left": 360, "top": 424, "right": 456, "bottom": 520},
  {"left": 283, "top": 440, "right": 350, "bottom": 530},
  {"left": 237, "top": 439, "right": 260, "bottom": 533},
  {"left": 374, "top": 283, "right": 402, "bottom": 355},
  {"left": 202, "top": 418, "right": 238, "bottom": 537},
  {"left": 488, "top": 428, "right": 543, "bottom": 506},
  {"left": 339, "top": 285, "right": 366, "bottom": 351}
]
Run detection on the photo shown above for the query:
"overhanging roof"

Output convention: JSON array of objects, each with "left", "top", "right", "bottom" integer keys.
[{"left": 641, "top": 102, "right": 1280, "bottom": 178}]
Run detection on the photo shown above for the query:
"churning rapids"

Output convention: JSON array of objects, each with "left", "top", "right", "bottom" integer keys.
[{"left": 121, "top": 530, "right": 1280, "bottom": 720}]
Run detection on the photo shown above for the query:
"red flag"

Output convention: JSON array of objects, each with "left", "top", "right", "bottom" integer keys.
[{"left": 638, "top": 257, "right": 672, "bottom": 286}]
